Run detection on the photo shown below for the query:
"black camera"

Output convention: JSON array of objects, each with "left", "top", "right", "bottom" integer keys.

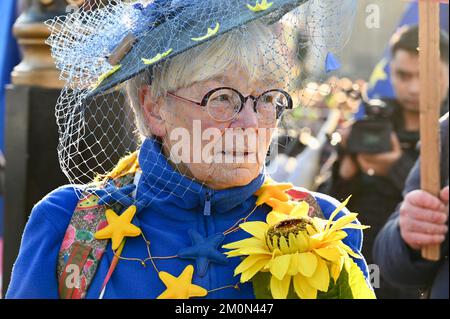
[{"left": 346, "top": 99, "right": 394, "bottom": 154}]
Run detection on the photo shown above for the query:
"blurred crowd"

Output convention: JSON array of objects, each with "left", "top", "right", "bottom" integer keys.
[{"left": 271, "top": 24, "right": 449, "bottom": 299}]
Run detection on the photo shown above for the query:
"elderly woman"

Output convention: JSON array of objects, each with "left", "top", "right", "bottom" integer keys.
[{"left": 7, "top": 0, "right": 373, "bottom": 299}]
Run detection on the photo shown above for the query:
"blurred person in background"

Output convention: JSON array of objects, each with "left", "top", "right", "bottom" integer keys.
[
  {"left": 318, "top": 25, "right": 449, "bottom": 298},
  {"left": 373, "top": 113, "right": 449, "bottom": 299}
]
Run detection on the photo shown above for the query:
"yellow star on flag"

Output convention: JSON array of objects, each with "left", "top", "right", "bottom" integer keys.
[
  {"left": 94, "top": 205, "right": 142, "bottom": 250},
  {"left": 368, "top": 58, "right": 388, "bottom": 89},
  {"left": 157, "top": 265, "right": 208, "bottom": 299},
  {"left": 254, "top": 179, "right": 293, "bottom": 206}
]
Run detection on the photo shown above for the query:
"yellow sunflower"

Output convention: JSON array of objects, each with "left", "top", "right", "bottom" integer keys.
[{"left": 223, "top": 197, "right": 372, "bottom": 299}]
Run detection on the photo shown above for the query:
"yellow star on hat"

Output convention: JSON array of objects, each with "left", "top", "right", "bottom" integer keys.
[
  {"left": 254, "top": 179, "right": 293, "bottom": 206},
  {"left": 94, "top": 205, "right": 142, "bottom": 250},
  {"left": 157, "top": 265, "right": 208, "bottom": 299}
]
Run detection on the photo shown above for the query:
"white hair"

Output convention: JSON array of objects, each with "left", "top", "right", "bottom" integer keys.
[{"left": 126, "top": 21, "right": 291, "bottom": 138}]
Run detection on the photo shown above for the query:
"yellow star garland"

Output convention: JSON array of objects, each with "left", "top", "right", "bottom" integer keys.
[
  {"left": 94, "top": 205, "right": 142, "bottom": 250},
  {"left": 157, "top": 265, "right": 208, "bottom": 299}
]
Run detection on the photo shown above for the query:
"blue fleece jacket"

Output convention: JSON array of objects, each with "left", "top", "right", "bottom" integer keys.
[{"left": 6, "top": 138, "right": 370, "bottom": 298}]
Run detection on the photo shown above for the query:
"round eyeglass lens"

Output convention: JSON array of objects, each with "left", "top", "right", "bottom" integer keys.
[
  {"left": 256, "top": 91, "right": 289, "bottom": 124},
  {"left": 206, "top": 88, "right": 242, "bottom": 122}
]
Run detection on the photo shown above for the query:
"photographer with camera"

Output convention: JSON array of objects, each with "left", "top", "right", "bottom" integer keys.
[{"left": 319, "top": 25, "right": 449, "bottom": 298}]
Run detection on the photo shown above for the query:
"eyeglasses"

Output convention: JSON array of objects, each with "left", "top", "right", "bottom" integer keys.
[{"left": 167, "top": 87, "right": 293, "bottom": 124}]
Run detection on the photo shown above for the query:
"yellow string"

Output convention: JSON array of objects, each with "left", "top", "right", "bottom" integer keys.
[
  {"left": 207, "top": 283, "right": 240, "bottom": 294},
  {"left": 111, "top": 234, "right": 178, "bottom": 269},
  {"left": 223, "top": 205, "right": 258, "bottom": 235}
]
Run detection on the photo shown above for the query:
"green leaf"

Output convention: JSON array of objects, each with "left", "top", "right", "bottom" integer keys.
[
  {"left": 252, "top": 272, "right": 273, "bottom": 299},
  {"left": 317, "top": 263, "right": 353, "bottom": 299}
]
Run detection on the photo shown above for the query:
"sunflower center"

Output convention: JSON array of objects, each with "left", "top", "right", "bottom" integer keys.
[{"left": 266, "top": 217, "right": 316, "bottom": 252}]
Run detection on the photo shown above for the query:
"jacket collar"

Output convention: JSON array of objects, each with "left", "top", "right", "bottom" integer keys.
[{"left": 136, "top": 137, "right": 266, "bottom": 214}]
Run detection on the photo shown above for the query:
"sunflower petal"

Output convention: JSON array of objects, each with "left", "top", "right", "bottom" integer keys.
[
  {"left": 314, "top": 246, "right": 342, "bottom": 262},
  {"left": 224, "top": 249, "right": 244, "bottom": 257},
  {"left": 293, "top": 274, "right": 317, "bottom": 299},
  {"left": 266, "top": 212, "right": 278, "bottom": 226},
  {"left": 291, "top": 201, "right": 309, "bottom": 218},
  {"left": 297, "top": 252, "right": 317, "bottom": 277},
  {"left": 279, "top": 236, "right": 290, "bottom": 254},
  {"left": 325, "top": 196, "right": 351, "bottom": 232},
  {"left": 223, "top": 237, "right": 266, "bottom": 250},
  {"left": 341, "top": 223, "right": 370, "bottom": 230},
  {"left": 338, "top": 242, "right": 363, "bottom": 259},
  {"left": 239, "top": 221, "right": 268, "bottom": 240},
  {"left": 287, "top": 252, "right": 299, "bottom": 276},
  {"left": 306, "top": 257, "right": 330, "bottom": 292},
  {"left": 270, "top": 275, "right": 291, "bottom": 299},
  {"left": 236, "top": 247, "right": 272, "bottom": 256},
  {"left": 295, "top": 232, "right": 310, "bottom": 253},
  {"left": 234, "top": 254, "right": 270, "bottom": 276},
  {"left": 328, "top": 213, "right": 358, "bottom": 233},
  {"left": 288, "top": 233, "right": 298, "bottom": 254},
  {"left": 318, "top": 230, "right": 348, "bottom": 246},
  {"left": 330, "top": 256, "right": 345, "bottom": 282},
  {"left": 263, "top": 249, "right": 280, "bottom": 270},
  {"left": 240, "top": 259, "right": 269, "bottom": 282},
  {"left": 266, "top": 236, "right": 273, "bottom": 251},
  {"left": 272, "top": 235, "right": 279, "bottom": 251},
  {"left": 269, "top": 254, "right": 292, "bottom": 280},
  {"left": 306, "top": 224, "right": 318, "bottom": 236}
]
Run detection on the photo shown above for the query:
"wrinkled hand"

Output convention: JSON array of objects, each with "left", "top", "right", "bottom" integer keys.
[
  {"left": 356, "top": 133, "right": 402, "bottom": 176},
  {"left": 399, "top": 186, "right": 449, "bottom": 251}
]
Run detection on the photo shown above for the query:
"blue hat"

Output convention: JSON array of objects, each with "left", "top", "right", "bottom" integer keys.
[{"left": 48, "top": 0, "right": 313, "bottom": 98}]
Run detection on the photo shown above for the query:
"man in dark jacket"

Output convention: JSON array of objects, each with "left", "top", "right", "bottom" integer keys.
[{"left": 373, "top": 113, "right": 449, "bottom": 299}]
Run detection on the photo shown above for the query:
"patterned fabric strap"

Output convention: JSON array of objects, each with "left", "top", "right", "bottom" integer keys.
[{"left": 57, "top": 153, "right": 139, "bottom": 299}]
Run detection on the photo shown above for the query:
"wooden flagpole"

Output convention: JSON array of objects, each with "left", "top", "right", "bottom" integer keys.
[{"left": 419, "top": 0, "right": 442, "bottom": 261}]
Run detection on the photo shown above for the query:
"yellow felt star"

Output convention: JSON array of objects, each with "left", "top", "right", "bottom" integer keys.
[
  {"left": 254, "top": 179, "right": 293, "bottom": 206},
  {"left": 142, "top": 48, "right": 173, "bottom": 65},
  {"left": 191, "top": 22, "right": 220, "bottom": 41},
  {"left": 106, "top": 151, "right": 140, "bottom": 180},
  {"left": 92, "top": 64, "right": 121, "bottom": 89},
  {"left": 247, "top": 0, "right": 273, "bottom": 12},
  {"left": 157, "top": 265, "right": 208, "bottom": 299},
  {"left": 94, "top": 205, "right": 142, "bottom": 250}
]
